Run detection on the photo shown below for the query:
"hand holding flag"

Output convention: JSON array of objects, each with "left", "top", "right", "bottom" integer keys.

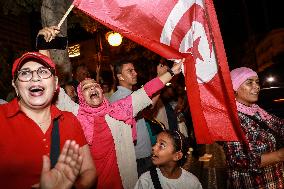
[{"left": 70, "top": 0, "right": 245, "bottom": 143}]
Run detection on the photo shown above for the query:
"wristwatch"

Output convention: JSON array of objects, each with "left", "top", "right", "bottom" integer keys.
[{"left": 167, "top": 68, "right": 175, "bottom": 77}]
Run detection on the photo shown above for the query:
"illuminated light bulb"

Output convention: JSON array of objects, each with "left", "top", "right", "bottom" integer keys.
[
  {"left": 68, "top": 44, "right": 80, "bottom": 57},
  {"left": 266, "top": 76, "right": 275, "bottom": 83},
  {"left": 106, "top": 32, "right": 123, "bottom": 46}
]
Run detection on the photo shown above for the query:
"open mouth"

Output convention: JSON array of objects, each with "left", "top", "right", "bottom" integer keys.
[
  {"left": 29, "top": 86, "right": 45, "bottom": 96},
  {"left": 250, "top": 92, "right": 259, "bottom": 97},
  {"left": 152, "top": 154, "right": 158, "bottom": 159},
  {"left": 90, "top": 91, "right": 100, "bottom": 99}
]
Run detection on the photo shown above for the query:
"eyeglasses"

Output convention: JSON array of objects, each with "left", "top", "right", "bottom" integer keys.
[{"left": 17, "top": 66, "right": 55, "bottom": 82}]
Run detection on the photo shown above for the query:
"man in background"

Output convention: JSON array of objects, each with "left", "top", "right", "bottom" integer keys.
[
  {"left": 72, "top": 64, "right": 90, "bottom": 91},
  {"left": 109, "top": 60, "right": 153, "bottom": 176}
]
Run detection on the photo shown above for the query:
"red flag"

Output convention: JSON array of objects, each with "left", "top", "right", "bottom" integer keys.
[{"left": 73, "top": 0, "right": 245, "bottom": 143}]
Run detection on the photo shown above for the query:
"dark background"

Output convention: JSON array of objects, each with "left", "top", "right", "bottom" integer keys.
[
  {"left": 214, "top": 0, "right": 284, "bottom": 68},
  {"left": 0, "top": 0, "right": 284, "bottom": 105}
]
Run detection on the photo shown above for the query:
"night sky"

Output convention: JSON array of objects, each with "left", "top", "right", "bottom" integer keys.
[
  {"left": 213, "top": 0, "right": 284, "bottom": 68},
  {"left": 213, "top": 0, "right": 284, "bottom": 112},
  {"left": 29, "top": 0, "right": 284, "bottom": 75}
]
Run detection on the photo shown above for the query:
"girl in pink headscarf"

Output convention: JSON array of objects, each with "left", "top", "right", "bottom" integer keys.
[
  {"left": 223, "top": 67, "right": 284, "bottom": 189},
  {"left": 76, "top": 61, "right": 183, "bottom": 189}
]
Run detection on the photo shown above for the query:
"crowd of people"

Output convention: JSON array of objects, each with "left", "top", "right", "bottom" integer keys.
[{"left": 0, "top": 25, "right": 283, "bottom": 189}]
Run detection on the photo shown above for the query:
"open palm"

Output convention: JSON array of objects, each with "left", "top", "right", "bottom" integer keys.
[{"left": 40, "top": 140, "right": 83, "bottom": 189}]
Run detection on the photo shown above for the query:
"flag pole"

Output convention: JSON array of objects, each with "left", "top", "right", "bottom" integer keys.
[{"left": 57, "top": 4, "right": 75, "bottom": 28}]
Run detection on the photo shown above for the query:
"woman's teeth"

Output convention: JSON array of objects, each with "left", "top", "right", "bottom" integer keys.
[
  {"left": 90, "top": 91, "right": 99, "bottom": 98},
  {"left": 29, "top": 86, "right": 44, "bottom": 92}
]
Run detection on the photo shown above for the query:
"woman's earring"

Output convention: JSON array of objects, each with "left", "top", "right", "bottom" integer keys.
[
  {"left": 14, "top": 89, "right": 19, "bottom": 98},
  {"left": 16, "top": 91, "right": 20, "bottom": 98}
]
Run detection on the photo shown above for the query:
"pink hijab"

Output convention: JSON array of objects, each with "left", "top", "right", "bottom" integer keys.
[
  {"left": 230, "top": 67, "right": 257, "bottom": 91},
  {"left": 76, "top": 82, "right": 136, "bottom": 145},
  {"left": 230, "top": 67, "right": 272, "bottom": 120}
]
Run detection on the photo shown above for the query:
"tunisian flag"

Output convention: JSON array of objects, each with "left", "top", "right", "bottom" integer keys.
[{"left": 73, "top": 0, "right": 245, "bottom": 143}]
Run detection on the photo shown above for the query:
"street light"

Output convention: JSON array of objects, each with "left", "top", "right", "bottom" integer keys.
[
  {"left": 266, "top": 76, "right": 275, "bottom": 83},
  {"left": 106, "top": 31, "right": 123, "bottom": 46}
]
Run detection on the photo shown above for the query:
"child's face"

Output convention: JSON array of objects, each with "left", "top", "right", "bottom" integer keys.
[{"left": 152, "top": 132, "right": 179, "bottom": 166}]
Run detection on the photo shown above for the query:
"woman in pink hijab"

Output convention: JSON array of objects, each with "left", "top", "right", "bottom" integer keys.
[
  {"left": 223, "top": 67, "right": 284, "bottom": 189},
  {"left": 76, "top": 61, "right": 183, "bottom": 189}
]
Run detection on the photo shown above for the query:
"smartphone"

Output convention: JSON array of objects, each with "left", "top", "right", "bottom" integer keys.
[{"left": 36, "top": 35, "right": 68, "bottom": 50}]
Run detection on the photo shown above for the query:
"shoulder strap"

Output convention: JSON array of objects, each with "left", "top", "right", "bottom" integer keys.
[
  {"left": 150, "top": 167, "right": 163, "bottom": 189},
  {"left": 50, "top": 118, "right": 60, "bottom": 168}
]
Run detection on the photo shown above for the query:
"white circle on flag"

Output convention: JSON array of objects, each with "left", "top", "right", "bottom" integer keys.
[
  {"left": 160, "top": 1, "right": 218, "bottom": 84},
  {"left": 179, "top": 21, "right": 218, "bottom": 83}
]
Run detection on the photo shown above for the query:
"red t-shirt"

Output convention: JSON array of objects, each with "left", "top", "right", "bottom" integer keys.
[{"left": 0, "top": 99, "right": 87, "bottom": 189}]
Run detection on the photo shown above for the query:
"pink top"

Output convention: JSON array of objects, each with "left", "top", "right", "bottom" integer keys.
[
  {"left": 77, "top": 77, "right": 164, "bottom": 145},
  {"left": 76, "top": 77, "right": 164, "bottom": 189}
]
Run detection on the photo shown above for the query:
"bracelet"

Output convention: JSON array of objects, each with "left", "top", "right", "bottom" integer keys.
[{"left": 167, "top": 68, "right": 175, "bottom": 77}]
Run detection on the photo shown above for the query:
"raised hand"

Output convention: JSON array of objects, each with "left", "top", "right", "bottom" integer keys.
[
  {"left": 38, "top": 26, "right": 60, "bottom": 42},
  {"left": 39, "top": 140, "right": 83, "bottom": 189},
  {"left": 171, "top": 58, "right": 185, "bottom": 75}
]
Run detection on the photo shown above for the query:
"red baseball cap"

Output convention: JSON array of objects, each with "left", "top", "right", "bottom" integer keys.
[{"left": 12, "top": 52, "right": 56, "bottom": 78}]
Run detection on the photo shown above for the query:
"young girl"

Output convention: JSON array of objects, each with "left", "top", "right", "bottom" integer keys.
[{"left": 135, "top": 130, "right": 202, "bottom": 189}]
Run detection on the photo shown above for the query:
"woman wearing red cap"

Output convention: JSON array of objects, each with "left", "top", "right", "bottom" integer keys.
[
  {"left": 0, "top": 52, "right": 96, "bottom": 188},
  {"left": 223, "top": 67, "right": 284, "bottom": 188}
]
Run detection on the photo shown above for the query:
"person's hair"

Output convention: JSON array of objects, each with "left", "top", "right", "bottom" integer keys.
[
  {"left": 72, "top": 64, "right": 86, "bottom": 77},
  {"left": 162, "top": 130, "right": 190, "bottom": 166},
  {"left": 159, "top": 57, "right": 174, "bottom": 68},
  {"left": 74, "top": 64, "right": 88, "bottom": 74},
  {"left": 61, "top": 81, "right": 75, "bottom": 91},
  {"left": 113, "top": 58, "right": 134, "bottom": 75},
  {"left": 75, "top": 64, "right": 88, "bottom": 70}
]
